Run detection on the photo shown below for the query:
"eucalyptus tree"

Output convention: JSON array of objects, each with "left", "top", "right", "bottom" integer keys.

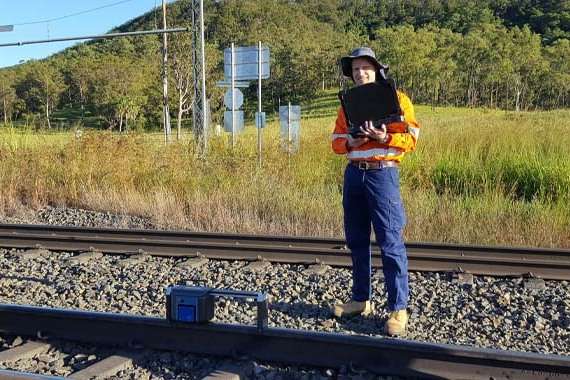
[
  {"left": 493, "top": 0, "right": 570, "bottom": 43},
  {"left": 14, "top": 61, "right": 65, "bottom": 128},
  {"left": 454, "top": 25, "right": 495, "bottom": 107},
  {"left": 543, "top": 39, "right": 570, "bottom": 108},
  {"left": 429, "top": 27, "right": 462, "bottom": 106},
  {"left": 0, "top": 70, "right": 17, "bottom": 124},
  {"left": 373, "top": 25, "right": 437, "bottom": 101},
  {"left": 507, "top": 26, "right": 548, "bottom": 110},
  {"left": 170, "top": 28, "right": 193, "bottom": 140},
  {"left": 458, "top": 24, "right": 517, "bottom": 109},
  {"left": 62, "top": 45, "right": 99, "bottom": 117},
  {"left": 88, "top": 55, "right": 148, "bottom": 131}
]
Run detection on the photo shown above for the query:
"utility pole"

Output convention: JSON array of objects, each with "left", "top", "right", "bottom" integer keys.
[
  {"left": 191, "top": 0, "right": 207, "bottom": 153},
  {"left": 162, "top": 0, "right": 171, "bottom": 143},
  {"left": 257, "top": 41, "right": 262, "bottom": 167}
]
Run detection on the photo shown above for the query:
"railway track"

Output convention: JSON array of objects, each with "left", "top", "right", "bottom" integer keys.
[
  {"left": 1, "top": 223, "right": 570, "bottom": 378},
  {"left": 1, "top": 223, "right": 570, "bottom": 280},
  {"left": 0, "top": 304, "right": 569, "bottom": 379}
]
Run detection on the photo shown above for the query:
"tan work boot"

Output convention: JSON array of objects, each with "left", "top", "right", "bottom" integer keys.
[
  {"left": 332, "top": 300, "right": 373, "bottom": 318},
  {"left": 384, "top": 309, "right": 408, "bottom": 336}
]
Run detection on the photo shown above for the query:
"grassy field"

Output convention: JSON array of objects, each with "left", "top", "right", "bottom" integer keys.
[{"left": 1, "top": 91, "right": 569, "bottom": 248}]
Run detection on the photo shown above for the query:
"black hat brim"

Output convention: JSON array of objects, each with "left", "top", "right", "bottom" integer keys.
[{"left": 340, "top": 56, "right": 387, "bottom": 79}]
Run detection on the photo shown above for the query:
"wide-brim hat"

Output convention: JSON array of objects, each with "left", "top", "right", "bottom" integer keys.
[{"left": 340, "top": 47, "right": 389, "bottom": 79}]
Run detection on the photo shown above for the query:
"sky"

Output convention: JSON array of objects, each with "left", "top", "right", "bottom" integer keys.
[{"left": 0, "top": 0, "right": 177, "bottom": 68}]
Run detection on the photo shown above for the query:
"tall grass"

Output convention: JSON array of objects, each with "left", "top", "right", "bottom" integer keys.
[
  {"left": 1, "top": 100, "right": 569, "bottom": 248},
  {"left": 409, "top": 107, "right": 570, "bottom": 202}
]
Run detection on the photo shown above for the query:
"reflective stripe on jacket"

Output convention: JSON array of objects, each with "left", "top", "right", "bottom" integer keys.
[{"left": 331, "top": 90, "right": 420, "bottom": 163}]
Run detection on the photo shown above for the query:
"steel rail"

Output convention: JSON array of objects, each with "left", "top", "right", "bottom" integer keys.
[
  {"left": 1, "top": 224, "right": 570, "bottom": 280},
  {"left": 0, "top": 224, "right": 344, "bottom": 249},
  {"left": 0, "top": 369, "right": 64, "bottom": 380},
  {"left": 0, "top": 304, "right": 569, "bottom": 380}
]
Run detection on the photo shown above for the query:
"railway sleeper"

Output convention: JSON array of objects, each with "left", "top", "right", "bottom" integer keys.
[{"left": 0, "top": 339, "right": 137, "bottom": 379}]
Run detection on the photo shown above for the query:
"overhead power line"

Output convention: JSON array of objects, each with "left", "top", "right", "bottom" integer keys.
[
  {"left": 12, "top": 0, "right": 138, "bottom": 26},
  {"left": 0, "top": 28, "right": 188, "bottom": 48}
]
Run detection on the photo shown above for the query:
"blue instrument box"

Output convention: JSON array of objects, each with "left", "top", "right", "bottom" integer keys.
[{"left": 165, "top": 285, "right": 215, "bottom": 323}]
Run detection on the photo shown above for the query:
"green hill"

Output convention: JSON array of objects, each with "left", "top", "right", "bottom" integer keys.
[{"left": 0, "top": 0, "right": 568, "bottom": 130}]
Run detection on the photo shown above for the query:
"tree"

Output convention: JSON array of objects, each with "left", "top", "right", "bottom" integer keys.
[
  {"left": 0, "top": 71, "right": 17, "bottom": 124},
  {"left": 507, "top": 26, "right": 548, "bottom": 110},
  {"left": 170, "top": 29, "right": 194, "bottom": 140},
  {"left": 373, "top": 25, "right": 436, "bottom": 101},
  {"left": 428, "top": 26, "right": 462, "bottom": 106},
  {"left": 14, "top": 61, "right": 65, "bottom": 128},
  {"left": 62, "top": 45, "right": 98, "bottom": 116},
  {"left": 494, "top": 0, "right": 570, "bottom": 43},
  {"left": 543, "top": 39, "right": 570, "bottom": 108},
  {"left": 88, "top": 56, "right": 148, "bottom": 131}
]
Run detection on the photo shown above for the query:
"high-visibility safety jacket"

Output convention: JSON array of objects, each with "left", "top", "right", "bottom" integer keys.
[{"left": 332, "top": 90, "right": 420, "bottom": 163}]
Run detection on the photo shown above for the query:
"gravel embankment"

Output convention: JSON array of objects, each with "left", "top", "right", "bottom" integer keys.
[{"left": 1, "top": 206, "right": 569, "bottom": 379}]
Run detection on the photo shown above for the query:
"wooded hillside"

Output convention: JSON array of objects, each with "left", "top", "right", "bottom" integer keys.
[{"left": 0, "top": 0, "right": 568, "bottom": 129}]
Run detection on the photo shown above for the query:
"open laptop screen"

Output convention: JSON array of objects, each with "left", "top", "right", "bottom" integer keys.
[{"left": 338, "top": 81, "right": 401, "bottom": 128}]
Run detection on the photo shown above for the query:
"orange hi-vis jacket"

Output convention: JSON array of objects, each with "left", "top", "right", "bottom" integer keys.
[{"left": 332, "top": 90, "right": 420, "bottom": 163}]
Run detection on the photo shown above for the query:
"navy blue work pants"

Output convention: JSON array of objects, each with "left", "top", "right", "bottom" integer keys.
[{"left": 342, "top": 164, "right": 408, "bottom": 311}]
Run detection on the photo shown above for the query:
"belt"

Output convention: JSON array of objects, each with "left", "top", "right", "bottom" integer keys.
[{"left": 350, "top": 160, "right": 399, "bottom": 170}]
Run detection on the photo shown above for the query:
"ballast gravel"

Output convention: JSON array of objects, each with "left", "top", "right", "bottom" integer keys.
[
  {"left": 0, "top": 206, "right": 569, "bottom": 379},
  {"left": 1, "top": 334, "right": 358, "bottom": 380}
]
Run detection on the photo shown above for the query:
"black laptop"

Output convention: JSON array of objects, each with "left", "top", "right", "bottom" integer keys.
[{"left": 338, "top": 81, "right": 403, "bottom": 137}]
